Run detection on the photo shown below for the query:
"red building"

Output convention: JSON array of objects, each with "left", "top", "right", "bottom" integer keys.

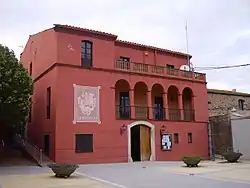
[{"left": 21, "top": 24, "right": 209, "bottom": 164}]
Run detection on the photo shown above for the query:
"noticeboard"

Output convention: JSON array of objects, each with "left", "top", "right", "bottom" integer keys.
[{"left": 161, "top": 133, "right": 172, "bottom": 151}]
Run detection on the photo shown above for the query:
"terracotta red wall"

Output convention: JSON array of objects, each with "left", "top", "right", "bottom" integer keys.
[
  {"left": 20, "top": 29, "right": 58, "bottom": 160},
  {"left": 21, "top": 29, "right": 57, "bottom": 79},
  {"left": 54, "top": 66, "right": 208, "bottom": 164},
  {"left": 56, "top": 31, "right": 115, "bottom": 69},
  {"left": 29, "top": 69, "right": 57, "bottom": 160},
  {"left": 21, "top": 27, "right": 209, "bottom": 164}
]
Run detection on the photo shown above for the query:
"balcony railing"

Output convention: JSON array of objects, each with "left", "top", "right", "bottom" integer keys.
[
  {"left": 115, "top": 105, "right": 195, "bottom": 121},
  {"left": 168, "top": 109, "right": 181, "bottom": 121},
  {"left": 152, "top": 107, "right": 166, "bottom": 120},
  {"left": 116, "top": 105, "right": 131, "bottom": 119},
  {"left": 134, "top": 106, "right": 148, "bottom": 120},
  {"left": 183, "top": 109, "right": 195, "bottom": 121},
  {"left": 114, "top": 60, "right": 206, "bottom": 81}
]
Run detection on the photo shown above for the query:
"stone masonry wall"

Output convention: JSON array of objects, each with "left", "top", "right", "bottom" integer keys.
[{"left": 208, "top": 92, "right": 250, "bottom": 117}]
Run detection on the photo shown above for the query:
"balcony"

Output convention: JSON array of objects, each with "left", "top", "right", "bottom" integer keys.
[
  {"left": 114, "top": 60, "right": 205, "bottom": 82},
  {"left": 115, "top": 105, "right": 195, "bottom": 121},
  {"left": 115, "top": 79, "right": 196, "bottom": 122}
]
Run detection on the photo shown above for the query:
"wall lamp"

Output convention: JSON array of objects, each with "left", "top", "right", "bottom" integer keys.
[
  {"left": 120, "top": 124, "right": 127, "bottom": 135},
  {"left": 160, "top": 125, "right": 166, "bottom": 134}
]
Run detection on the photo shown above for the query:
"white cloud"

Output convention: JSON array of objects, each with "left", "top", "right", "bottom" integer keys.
[{"left": 0, "top": 0, "right": 249, "bottom": 92}]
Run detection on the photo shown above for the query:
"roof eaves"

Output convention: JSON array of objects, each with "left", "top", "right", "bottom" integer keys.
[
  {"left": 53, "top": 24, "right": 118, "bottom": 39},
  {"left": 208, "top": 89, "right": 250, "bottom": 97},
  {"left": 115, "top": 40, "right": 192, "bottom": 58}
]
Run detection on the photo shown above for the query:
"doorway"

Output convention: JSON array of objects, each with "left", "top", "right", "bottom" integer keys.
[
  {"left": 130, "top": 125, "right": 151, "bottom": 162},
  {"left": 154, "top": 96, "right": 164, "bottom": 120},
  {"left": 43, "top": 134, "right": 50, "bottom": 157}
]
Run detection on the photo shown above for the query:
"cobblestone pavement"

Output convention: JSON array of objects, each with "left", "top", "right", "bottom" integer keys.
[{"left": 0, "top": 161, "right": 249, "bottom": 188}]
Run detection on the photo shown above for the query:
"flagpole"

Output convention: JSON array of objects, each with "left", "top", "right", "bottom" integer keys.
[{"left": 185, "top": 20, "right": 191, "bottom": 70}]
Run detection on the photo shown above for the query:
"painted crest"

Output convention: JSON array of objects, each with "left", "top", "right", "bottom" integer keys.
[
  {"left": 73, "top": 85, "right": 100, "bottom": 123},
  {"left": 77, "top": 92, "right": 96, "bottom": 116}
]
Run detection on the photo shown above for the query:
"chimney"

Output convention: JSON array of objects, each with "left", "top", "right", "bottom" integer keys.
[{"left": 232, "top": 89, "right": 236, "bottom": 92}]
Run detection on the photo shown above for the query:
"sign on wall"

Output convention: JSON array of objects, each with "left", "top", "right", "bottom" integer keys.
[
  {"left": 161, "top": 133, "right": 172, "bottom": 151},
  {"left": 73, "top": 84, "right": 101, "bottom": 124}
]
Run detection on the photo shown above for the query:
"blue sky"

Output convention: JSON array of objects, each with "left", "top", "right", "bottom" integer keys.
[{"left": 1, "top": 0, "right": 250, "bottom": 92}]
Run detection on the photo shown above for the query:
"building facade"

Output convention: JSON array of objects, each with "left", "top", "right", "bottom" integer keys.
[
  {"left": 208, "top": 89, "right": 250, "bottom": 117},
  {"left": 21, "top": 24, "right": 209, "bottom": 164}
]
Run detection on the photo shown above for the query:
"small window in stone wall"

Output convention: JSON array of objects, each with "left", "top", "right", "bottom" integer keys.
[{"left": 238, "top": 99, "right": 244, "bottom": 110}]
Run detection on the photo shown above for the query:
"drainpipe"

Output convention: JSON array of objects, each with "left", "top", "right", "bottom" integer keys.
[{"left": 208, "top": 121, "right": 214, "bottom": 161}]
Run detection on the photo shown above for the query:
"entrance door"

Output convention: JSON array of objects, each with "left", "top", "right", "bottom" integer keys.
[
  {"left": 131, "top": 125, "right": 141, "bottom": 161},
  {"left": 44, "top": 134, "right": 50, "bottom": 156},
  {"left": 140, "top": 125, "right": 151, "bottom": 161}
]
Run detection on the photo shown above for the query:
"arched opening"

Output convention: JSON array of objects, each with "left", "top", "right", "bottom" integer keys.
[
  {"left": 167, "top": 85, "right": 180, "bottom": 121},
  {"left": 115, "top": 79, "right": 130, "bottom": 119},
  {"left": 151, "top": 84, "right": 165, "bottom": 120},
  {"left": 134, "top": 82, "right": 148, "bottom": 119},
  {"left": 127, "top": 121, "right": 155, "bottom": 162},
  {"left": 182, "top": 87, "right": 194, "bottom": 121}
]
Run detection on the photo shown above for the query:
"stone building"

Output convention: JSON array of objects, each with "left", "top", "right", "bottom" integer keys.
[{"left": 208, "top": 89, "right": 250, "bottom": 117}]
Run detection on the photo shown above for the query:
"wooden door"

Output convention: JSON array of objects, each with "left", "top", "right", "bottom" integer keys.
[{"left": 140, "top": 125, "right": 151, "bottom": 161}]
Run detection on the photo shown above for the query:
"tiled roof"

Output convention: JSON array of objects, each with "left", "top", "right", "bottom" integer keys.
[
  {"left": 53, "top": 24, "right": 191, "bottom": 58},
  {"left": 54, "top": 24, "right": 118, "bottom": 38},
  {"left": 208, "top": 89, "right": 250, "bottom": 97}
]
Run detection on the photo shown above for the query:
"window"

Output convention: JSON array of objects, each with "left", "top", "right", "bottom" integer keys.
[
  {"left": 28, "top": 98, "right": 32, "bottom": 122},
  {"left": 174, "top": 133, "right": 179, "bottom": 144},
  {"left": 75, "top": 134, "right": 93, "bottom": 153},
  {"left": 119, "top": 92, "right": 130, "bottom": 119},
  {"left": 166, "top": 64, "right": 174, "bottom": 69},
  {"left": 120, "top": 56, "right": 130, "bottom": 62},
  {"left": 29, "top": 62, "right": 32, "bottom": 76},
  {"left": 81, "top": 41, "right": 93, "bottom": 68},
  {"left": 188, "top": 132, "right": 192, "bottom": 143},
  {"left": 238, "top": 99, "right": 244, "bottom": 110},
  {"left": 46, "top": 87, "right": 51, "bottom": 119}
]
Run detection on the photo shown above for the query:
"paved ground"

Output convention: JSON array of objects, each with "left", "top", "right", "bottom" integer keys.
[
  {"left": 78, "top": 161, "right": 250, "bottom": 188},
  {"left": 0, "top": 173, "right": 117, "bottom": 188},
  {"left": 0, "top": 161, "right": 249, "bottom": 188}
]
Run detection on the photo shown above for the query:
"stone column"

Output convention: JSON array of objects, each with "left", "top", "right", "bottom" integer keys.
[
  {"left": 147, "top": 90, "right": 153, "bottom": 119},
  {"left": 130, "top": 89, "right": 135, "bottom": 119},
  {"left": 163, "top": 92, "right": 169, "bottom": 120},
  {"left": 178, "top": 94, "right": 183, "bottom": 120}
]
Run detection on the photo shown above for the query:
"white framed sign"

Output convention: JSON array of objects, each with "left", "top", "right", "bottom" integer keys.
[{"left": 73, "top": 84, "right": 101, "bottom": 124}]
